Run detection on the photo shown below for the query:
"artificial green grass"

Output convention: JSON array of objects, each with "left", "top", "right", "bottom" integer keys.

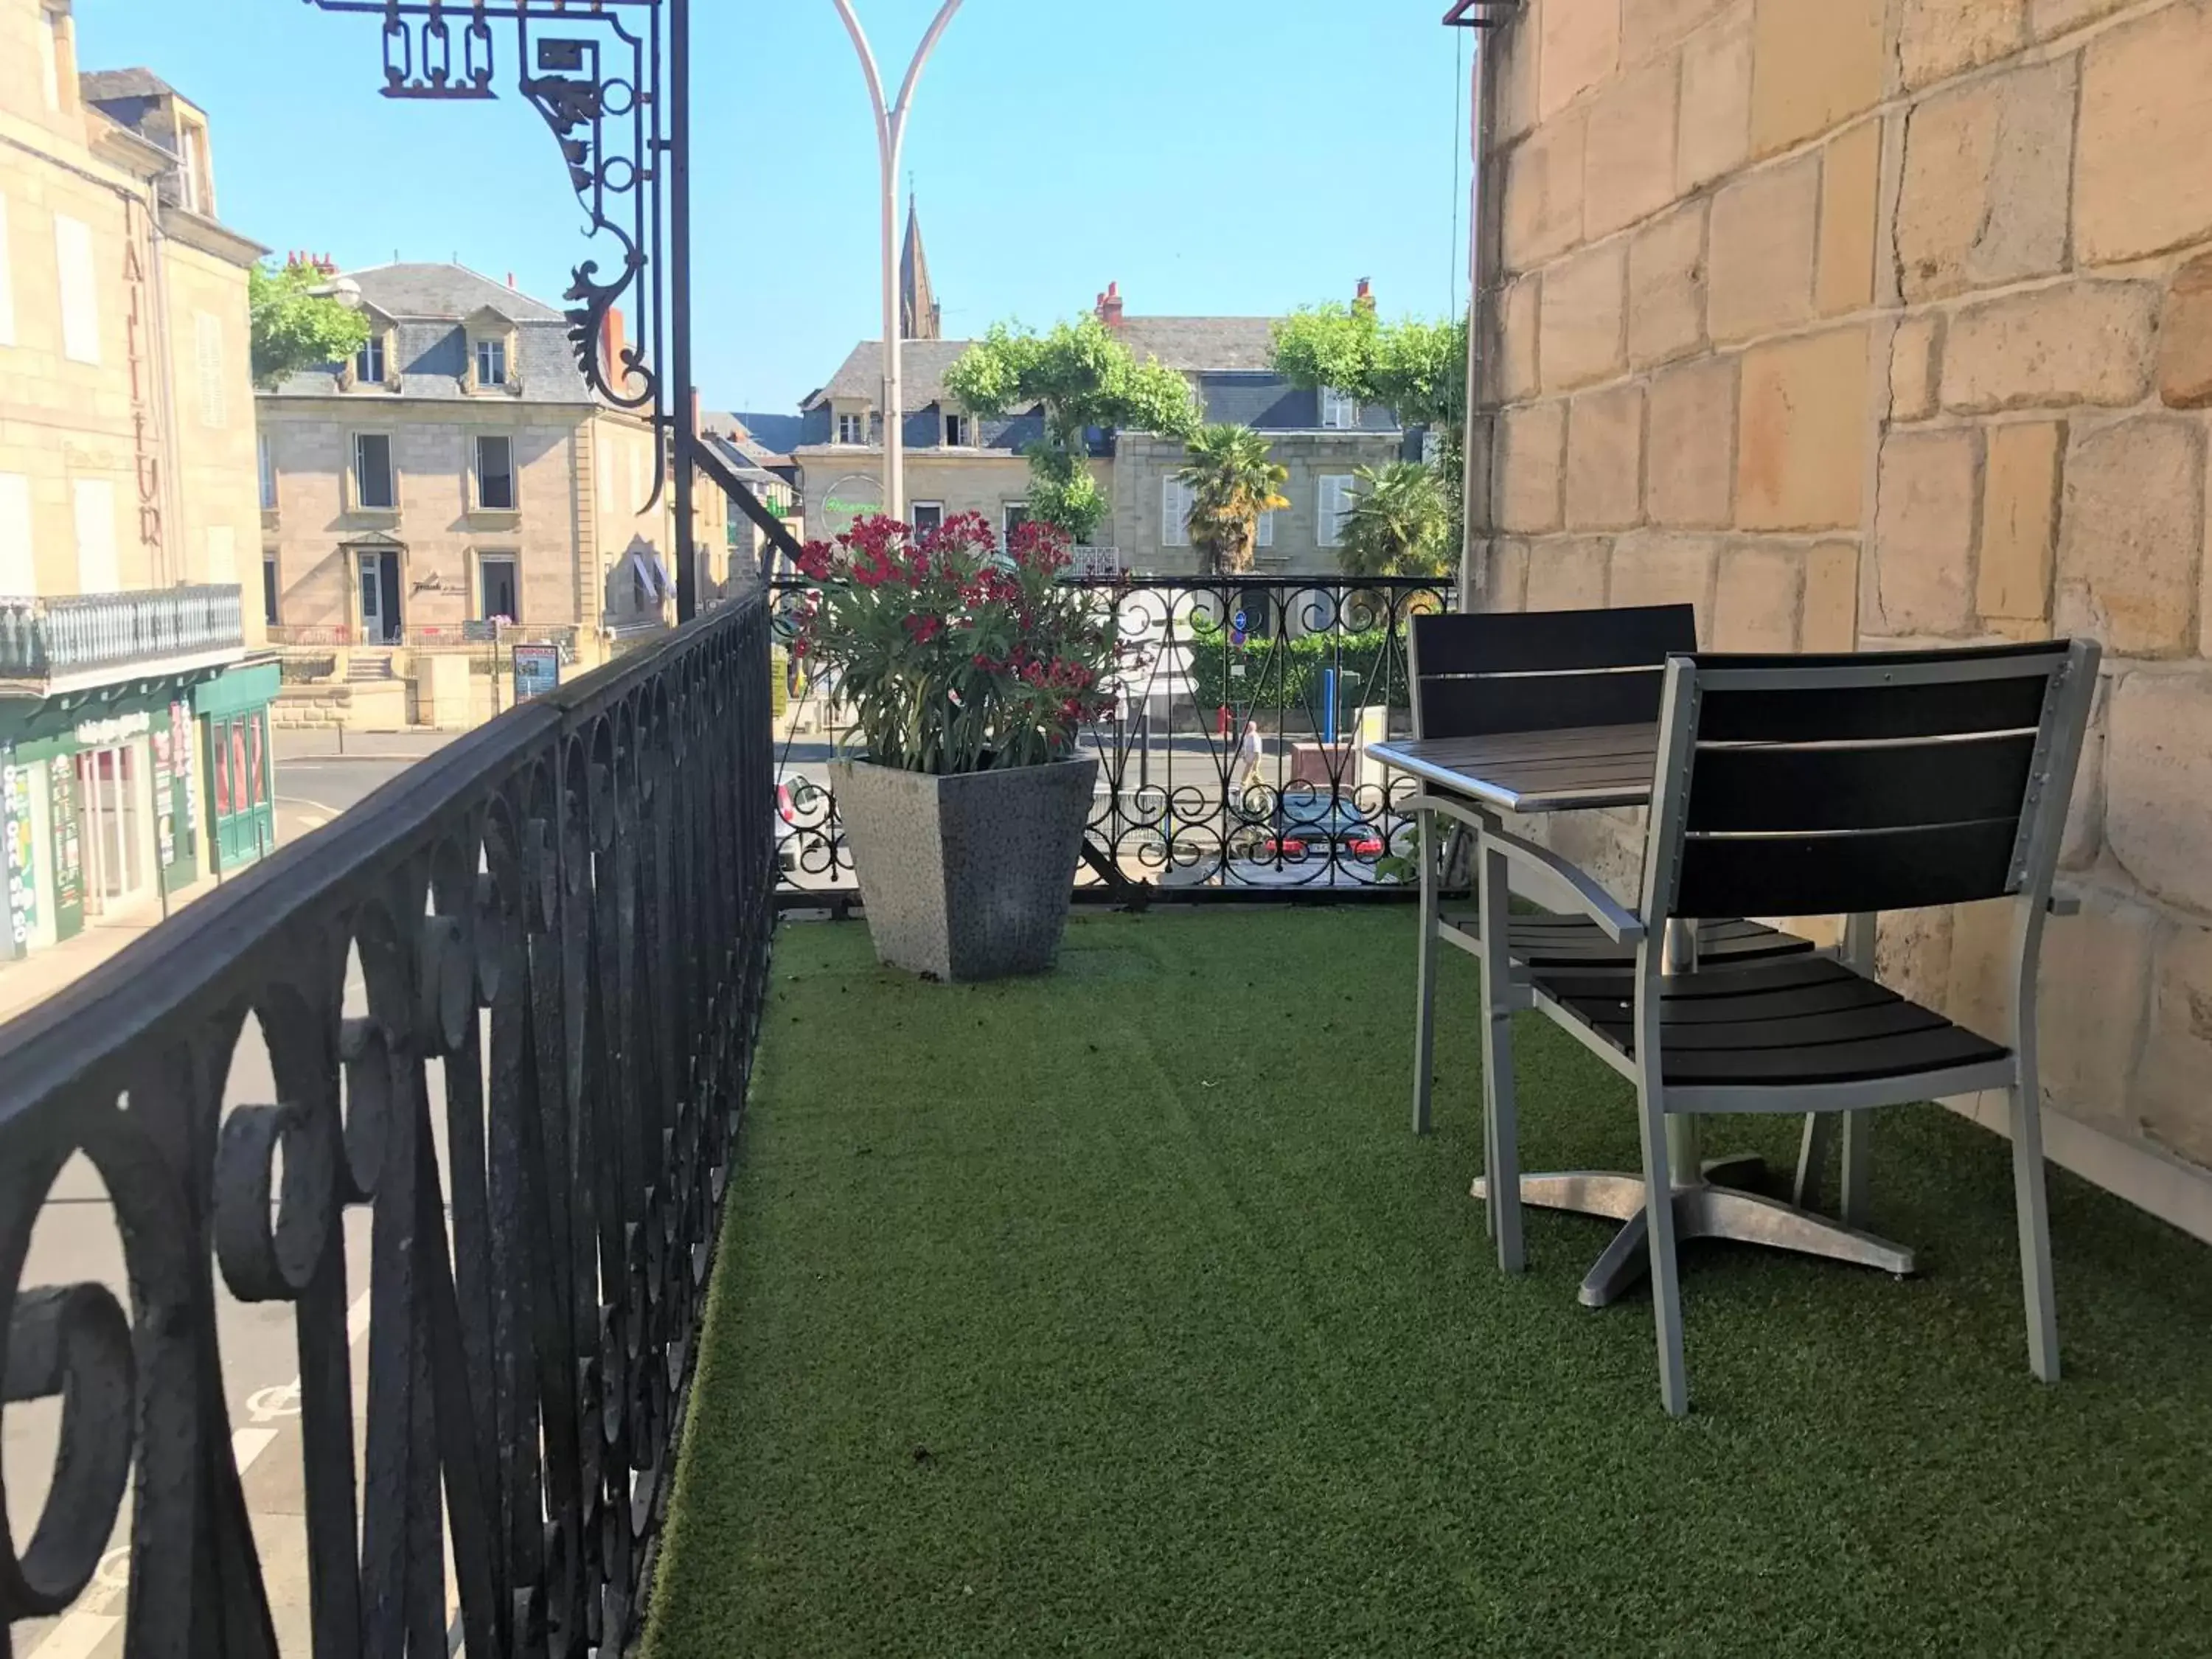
[{"left": 642, "top": 908, "right": 2212, "bottom": 1658}]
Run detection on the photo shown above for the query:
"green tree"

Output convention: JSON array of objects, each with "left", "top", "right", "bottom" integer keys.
[
  {"left": 248, "top": 261, "right": 370, "bottom": 388},
  {"left": 1174, "top": 425, "right": 1289, "bottom": 577},
  {"left": 1337, "top": 461, "right": 1453, "bottom": 579},
  {"left": 944, "top": 315, "right": 1201, "bottom": 541}
]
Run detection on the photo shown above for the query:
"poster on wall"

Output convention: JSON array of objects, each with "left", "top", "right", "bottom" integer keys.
[
  {"left": 3, "top": 750, "right": 36, "bottom": 959},
  {"left": 153, "top": 724, "right": 176, "bottom": 871},
  {"left": 172, "top": 702, "right": 198, "bottom": 836},
  {"left": 48, "top": 754, "right": 83, "bottom": 936},
  {"left": 512, "top": 643, "right": 560, "bottom": 701}
]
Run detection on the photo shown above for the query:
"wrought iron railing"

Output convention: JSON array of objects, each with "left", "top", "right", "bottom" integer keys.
[
  {"left": 0, "top": 585, "right": 245, "bottom": 681},
  {"left": 769, "top": 574, "right": 1455, "bottom": 897},
  {"left": 0, "top": 589, "right": 776, "bottom": 1655}
]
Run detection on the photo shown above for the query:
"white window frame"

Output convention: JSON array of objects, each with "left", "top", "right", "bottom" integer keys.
[
  {"left": 355, "top": 334, "right": 386, "bottom": 386},
  {"left": 1161, "top": 476, "right": 1192, "bottom": 548},
  {"left": 1318, "top": 475, "right": 1354, "bottom": 548},
  {"left": 909, "top": 500, "right": 945, "bottom": 536},
  {"left": 257, "top": 431, "right": 276, "bottom": 511},
  {"left": 942, "top": 411, "right": 968, "bottom": 447},
  {"left": 195, "top": 310, "right": 226, "bottom": 428},
  {"left": 0, "top": 193, "right": 15, "bottom": 348},
  {"left": 474, "top": 337, "right": 508, "bottom": 388},
  {"left": 177, "top": 119, "right": 206, "bottom": 215},
  {"left": 0, "top": 473, "right": 35, "bottom": 595},
  {"left": 72, "top": 479, "right": 119, "bottom": 594},
  {"left": 1321, "top": 386, "right": 1357, "bottom": 430},
  {"left": 836, "top": 411, "right": 865, "bottom": 446},
  {"left": 473, "top": 433, "right": 518, "bottom": 512},
  {"left": 352, "top": 432, "right": 397, "bottom": 512},
  {"left": 476, "top": 551, "right": 520, "bottom": 622},
  {"left": 54, "top": 214, "right": 99, "bottom": 366},
  {"left": 1001, "top": 503, "right": 1031, "bottom": 546}
]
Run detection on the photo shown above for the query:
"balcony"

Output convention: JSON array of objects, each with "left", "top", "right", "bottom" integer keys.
[{"left": 0, "top": 585, "right": 246, "bottom": 692}]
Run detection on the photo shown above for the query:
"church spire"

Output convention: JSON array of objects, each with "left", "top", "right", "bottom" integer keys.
[{"left": 899, "top": 195, "right": 941, "bottom": 341}]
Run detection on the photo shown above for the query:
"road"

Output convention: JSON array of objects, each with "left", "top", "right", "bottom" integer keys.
[{"left": 7, "top": 734, "right": 449, "bottom": 1657}]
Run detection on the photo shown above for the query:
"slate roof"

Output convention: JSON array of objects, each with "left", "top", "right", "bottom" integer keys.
[
  {"left": 802, "top": 338, "right": 978, "bottom": 413},
  {"left": 80, "top": 68, "right": 184, "bottom": 104},
  {"left": 701, "top": 411, "right": 807, "bottom": 467}
]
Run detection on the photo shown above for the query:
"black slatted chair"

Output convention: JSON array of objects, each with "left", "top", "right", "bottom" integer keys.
[
  {"left": 1497, "top": 639, "right": 2100, "bottom": 1416},
  {"left": 1406, "top": 605, "right": 1812, "bottom": 1138}
]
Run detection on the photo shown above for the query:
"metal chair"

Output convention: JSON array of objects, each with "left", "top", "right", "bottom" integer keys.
[{"left": 1495, "top": 639, "right": 2101, "bottom": 1416}]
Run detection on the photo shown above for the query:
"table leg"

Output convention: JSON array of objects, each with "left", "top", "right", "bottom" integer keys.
[
  {"left": 1478, "top": 835, "right": 1525, "bottom": 1272},
  {"left": 1411, "top": 807, "right": 1439, "bottom": 1136}
]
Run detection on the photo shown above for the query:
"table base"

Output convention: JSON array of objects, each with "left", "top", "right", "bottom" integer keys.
[{"left": 1470, "top": 1156, "right": 1917, "bottom": 1309}]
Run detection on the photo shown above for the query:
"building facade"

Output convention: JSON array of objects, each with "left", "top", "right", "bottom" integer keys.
[{"left": 1, "top": 0, "right": 277, "bottom": 964}]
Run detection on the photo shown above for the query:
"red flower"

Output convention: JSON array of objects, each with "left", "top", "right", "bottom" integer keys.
[{"left": 903, "top": 613, "right": 944, "bottom": 644}]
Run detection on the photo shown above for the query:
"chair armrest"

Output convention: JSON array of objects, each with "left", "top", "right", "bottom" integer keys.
[{"left": 1479, "top": 824, "right": 1646, "bottom": 945}]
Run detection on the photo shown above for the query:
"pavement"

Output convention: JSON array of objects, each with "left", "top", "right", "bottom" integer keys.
[{"left": 2, "top": 729, "right": 453, "bottom": 1657}]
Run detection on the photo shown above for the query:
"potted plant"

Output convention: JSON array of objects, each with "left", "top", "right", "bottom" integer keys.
[{"left": 791, "top": 512, "right": 1115, "bottom": 981}]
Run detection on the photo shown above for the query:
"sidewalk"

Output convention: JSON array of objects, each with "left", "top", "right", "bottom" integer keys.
[
  {"left": 0, "top": 868, "right": 228, "bottom": 1027},
  {"left": 274, "top": 727, "right": 459, "bottom": 763}
]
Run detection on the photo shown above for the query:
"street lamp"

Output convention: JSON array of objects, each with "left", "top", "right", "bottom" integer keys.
[{"left": 829, "top": 0, "right": 964, "bottom": 523}]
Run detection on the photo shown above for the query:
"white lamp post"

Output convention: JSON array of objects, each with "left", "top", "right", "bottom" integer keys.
[{"left": 829, "top": 0, "right": 964, "bottom": 523}]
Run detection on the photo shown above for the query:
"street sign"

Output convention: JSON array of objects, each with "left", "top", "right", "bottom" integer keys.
[
  {"left": 1231, "top": 609, "right": 1247, "bottom": 630},
  {"left": 512, "top": 643, "right": 561, "bottom": 701}
]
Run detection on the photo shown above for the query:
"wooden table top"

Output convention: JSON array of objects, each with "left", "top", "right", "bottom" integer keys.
[{"left": 1368, "top": 724, "right": 1659, "bottom": 814}]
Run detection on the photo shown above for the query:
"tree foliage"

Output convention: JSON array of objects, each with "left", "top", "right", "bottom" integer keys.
[
  {"left": 1268, "top": 302, "right": 1468, "bottom": 432},
  {"left": 1175, "top": 425, "right": 1290, "bottom": 578},
  {"left": 1337, "top": 462, "right": 1454, "bottom": 580},
  {"left": 248, "top": 261, "right": 371, "bottom": 389},
  {"left": 944, "top": 316, "right": 1201, "bottom": 540}
]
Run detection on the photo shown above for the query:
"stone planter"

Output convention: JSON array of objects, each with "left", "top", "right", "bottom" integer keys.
[{"left": 831, "top": 755, "right": 1099, "bottom": 982}]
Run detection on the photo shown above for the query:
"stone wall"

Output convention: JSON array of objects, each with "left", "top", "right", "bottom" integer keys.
[{"left": 1470, "top": 0, "right": 2212, "bottom": 1180}]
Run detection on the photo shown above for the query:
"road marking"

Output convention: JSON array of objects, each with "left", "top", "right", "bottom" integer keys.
[
  {"left": 30, "top": 1290, "right": 375, "bottom": 1659},
  {"left": 276, "top": 793, "right": 344, "bottom": 817}
]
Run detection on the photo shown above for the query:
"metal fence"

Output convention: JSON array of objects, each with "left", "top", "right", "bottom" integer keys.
[
  {"left": 769, "top": 574, "right": 1456, "bottom": 899},
  {"left": 0, "top": 589, "right": 777, "bottom": 1655},
  {"left": 0, "top": 585, "right": 244, "bottom": 680}
]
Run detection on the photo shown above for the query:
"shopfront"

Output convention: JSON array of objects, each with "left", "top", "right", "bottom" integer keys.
[{"left": 195, "top": 662, "right": 280, "bottom": 872}]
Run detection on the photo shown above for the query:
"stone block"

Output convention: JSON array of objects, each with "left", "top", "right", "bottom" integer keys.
[
  {"left": 1496, "top": 400, "right": 1568, "bottom": 533},
  {"left": 1626, "top": 0, "right": 1733, "bottom": 59},
  {"left": 1540, "top": 0, "right": 1622, "bottom": 118},
  {"left": 1628, "top": 201, "right": 1708, "bottom": 368},
  {"left": 1873, "top": 428, "right": 1980, "bottom": 636},
  {"left": 1679, "top": 3, "right": 1754, "bottom": 192},
  {"left": 1750, "top": 0, "right": 1888, "bottom": 157},
  {"left": 1944, "top": 896, "right": 2019, "bottom": 1043},
  {"left": 1737, "top": 325, "right": 1872, "bottom": 531},
  {"left": 1609, "top": 531, "right": 1719, "bottom": 637},
  {"left": 1566, "top": 383, "right": 1646, "bottom": 529},
  {"left": 1900, "top": 0, "right": 2027, "bottom": 88},
  {"left": 1940, "top": 282, "right": 2157, "bottom": 414},
  {"left": 2157, "top": 254, "right": 2212, "bottom": 410},
  {"left": 1646, "top": 356, "right": 1737, "bottom": 527},
  {"left": 1817, "top": 121, "right": 1882, "bottom": 316},
  {"left": 2107, "top": 669, "right": 2212, "bottom": 914},
  {"left": 1585, "top": 58, "right": 1683, "bottom": 238},
  {"left": 1801, "top": 540, "right": 1861, "bottom": 649},
  {"left": 1500, "top": 276, "right": 1542, "bottom": 402},
  {"left": 2138, "top": 920, "right": 2212, "bottom": 1168},
  {"left": 1896, "top": 58, "right": 2076, "bottom": 303},
  {"left": 2054, "top": 417, "right": 2203, "bottom": 658},
  {"left": 1503, "top": 114, "right": 1587, "bottom": 272},
  {"left": 1712, "top": 543, "right": 1802, "bottom": 649},
  {"left": 1978, "top": 420, "right": 2062, "bottom": 621},
  {"left": 2030, "top": 0, "right": 2129, "bottom": 36},
  {"left": 1524, "top": 536, "right": 1613, "bottom": 609},
  {"left": 2036, "top": 887, "right": 2154, "bottom": 1127},
  {"left": 1493, "top": 10, "right": 1541, "bottom": 139},
  {"left": 2077, "top": 3, "right": 2212, "bottom": 265},
  {"left": 1707, "top": 153, "right": 1820, "bottom": 344},
  {"left": 1877, "top": 903, "right": 1955, "bottom": 1010},
  {"left": 1480, "top": 538, "right": 1531, "bottom": 611},
  {"left": 1540, "top": 240, "right": 1627, "bottom": 391},
  {"left": 1890, "top": 315, "right": 1941, "bottom": 421}
]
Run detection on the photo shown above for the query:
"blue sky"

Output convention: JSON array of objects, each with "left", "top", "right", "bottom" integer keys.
[{"left": 83, "top": 1, "right": 1474, "bottom": 414}]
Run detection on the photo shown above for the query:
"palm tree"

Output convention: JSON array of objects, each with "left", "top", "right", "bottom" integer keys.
[
  {"left": 1175, "top": 425, "right": 1289, "bottom": 577},
  {"left": 1337, "top": 461, "right": 1453, "bottom": 579}
]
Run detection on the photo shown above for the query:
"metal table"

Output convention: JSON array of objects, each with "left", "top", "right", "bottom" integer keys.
[{"left": 1371, "top": 725, "right": 1914, "bottom": 1307}]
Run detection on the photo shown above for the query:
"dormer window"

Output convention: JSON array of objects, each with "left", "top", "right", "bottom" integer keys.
[
  {"left": 944, "top": 412, "right": 969, "bottom": 447},
  {"left": 176, "top": 115, "right": 211, "bottom": 215},
  {"left": 838, "top": 411, "right": 866, "bottom": 445},
  {"left": 1321, "top": 387, "right": 1358, "bottom": 429},
  {"left": 475, "top": 338, "right": 507, "bottom": 387},
  {"left": 355, "top": 335, "right": 385, "bottom": 384}
]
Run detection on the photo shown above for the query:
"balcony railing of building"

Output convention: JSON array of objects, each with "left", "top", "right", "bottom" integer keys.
[
  {"left": 0, "top": 590, "right": 777, "bottom": 1655},
  {"left": 0, "top": 585, "right": 246, "bottom": 684},
  {"left": 768, "top": 574, "right": 1454, "bottom": 901}
]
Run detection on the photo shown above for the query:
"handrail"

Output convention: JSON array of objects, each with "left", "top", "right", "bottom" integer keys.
[{"left": 0, "top": 585, "right": 245, "bottom": 678}]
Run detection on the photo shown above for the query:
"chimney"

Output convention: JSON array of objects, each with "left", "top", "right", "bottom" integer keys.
[
  {"left": 600, "top": 305, "right": 628, "bottom": 381},
  {"left": 507, "top": 271, "right": 515, "bottom": 288},
  {"left": 1353, "top": 276, "right": 1376, "bottom": 316},
  {"left": 1096, "top": 280, "right": 1124, "bottom": 329}
]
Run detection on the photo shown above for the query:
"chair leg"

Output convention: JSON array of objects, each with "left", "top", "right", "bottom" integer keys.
[
  {"left": 1636, "top": 1079, "right": 1689, "bottom": 1418},
  {"left": 2008, "top": 1077, "right": 2060, "bottom": 1383},
  {"left": 1412, "top": 809, "right": 1439, "bottom": 1136},
  {"left": 1477, "top": 840, "right": 1525, "bottom": 1271}
]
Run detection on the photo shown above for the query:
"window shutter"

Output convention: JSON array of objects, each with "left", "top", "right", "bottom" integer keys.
[
  {"left": 196, "top": 311, "right": 225, "bottom": 428},
  {"left": 1318, "top": 476, "right": 1350, "bottom": 547},
  {"left": 1163, "top": 478, "right": 1190, "bottom": 547},
  {"left": 55, "top": 215, "right": 100, "bottom": 365},
  {"left": 1256, "top": 509, "right": 1275, "bottom": 549},
  {"left": 258, "top": 433, "right": 276, "bottom": 511}
]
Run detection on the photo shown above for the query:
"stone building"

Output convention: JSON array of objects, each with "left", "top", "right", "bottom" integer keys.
[
  {"left": 257, "top": 262, "right": 728, "bottom": 671},
  {"left": 1, "top": 0, "right": 280, "bottom": 964},
  {"left": 1465, "top": 0, "right": 2212, "bottom": 1222}
]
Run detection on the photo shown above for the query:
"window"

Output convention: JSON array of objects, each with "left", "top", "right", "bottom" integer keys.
[
  {"left": 837, "top": 411, "right": 865, "bottom": 445},
  {"left": 353, "top": 433, "right": 395, "bottom": 510},
  {"left": 0, "top": 194, "right": 15, "bottom": 347},
  {"left": 1256, "top": 509, "right": 1276, "bottom": 549},
  {"left": 72, "top": 479, "right": 118, "bottom": 593},
  {"left": 257, "top": 431, "right": 276, "bottom": 510},
  {"left": 474, "top": 434, "right": 516, "bottom": 511},
  {"left": 178, "top": 120, "right": 206, "bottom": 214},
  {"left": 910, "top": 501, "right": 944, "bottom": 537},
  {"left": 195, "top": 310, "right": 225, "bottom": 427},
  {"left": 943, "top": 412, "right": 968, "bottom": 447},
  {"left": 479, "top": 553, "right": 518, "bottom": 622},
  {"left": 262, "top": 552, "right": 279, "bottom": 627},
  {"left": 36, "top": 7, "right": 60, "bottom": 109},
  {"left": 1318, "top": 475, "right": 1354, "bottom": 548},
  {"left": 54, "top": 215, "right": 98, "bottom": 365},
  {"left": 355, "top": 334, "right": 385, "bottom": 385},
  {"left": 1161, "top": 476, "right": 1194, "bottom": 548},
  {"left": 1001, "top": 504, "right": 1031, "bottom": 547},
  {"left": 0, "top": 473, "right": 33, "bottom": 594},
  {"left": 475, "top": 338, "right": 507, "bottom": 387},
  {"left": 1321, "top": 387, "right": 1357, "bottom": 429}
]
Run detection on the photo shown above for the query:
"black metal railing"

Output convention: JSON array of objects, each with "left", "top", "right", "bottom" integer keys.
[
  {"left": 769, "top": 574, "right": 1456, "bottom": 897},
  {"left": 0, "top": 590, "right": 776, "bottom": 1655},
  {"left": 0, "top": 585, "right": 245, "bottom": 680}
]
